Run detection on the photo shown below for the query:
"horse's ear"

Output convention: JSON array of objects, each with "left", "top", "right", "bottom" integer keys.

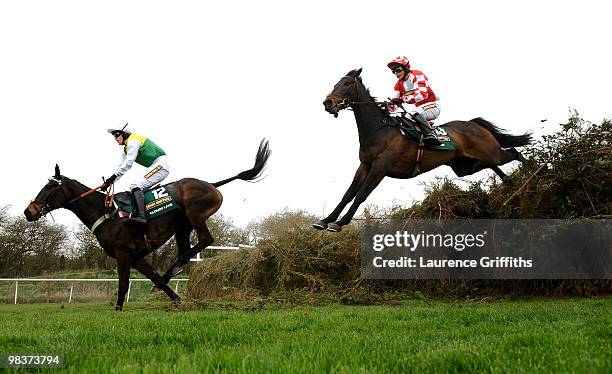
[
  {"left": 348, "top": 68, "right": 363, "bottom": 78},
  {"left": 55, "top": 164, "right": 60, "bottom": 178}
]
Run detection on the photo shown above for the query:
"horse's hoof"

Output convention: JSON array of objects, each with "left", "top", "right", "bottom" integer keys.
[
  {"left": 313, "top": 221, "right": 328, "bottom": 230},
  {"left": 326, "top": 222, "right": 342, "bottom": 232},
  {"left": 150, "top": 285, "right": 161, "bottom": 293},
  {"left": 114, "top": 305, "right": 123, "bottom": 312},
  {"left": 172, "top": 297, "right": 182, "bottom": 308}
]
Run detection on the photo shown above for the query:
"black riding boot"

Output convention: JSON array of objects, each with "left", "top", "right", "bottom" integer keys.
[
  {"left": 130, "top": 188, "right": 147, "bottom": 225},
  {"left": 412, "top": 113, "right": 441, "bottom": 146}
]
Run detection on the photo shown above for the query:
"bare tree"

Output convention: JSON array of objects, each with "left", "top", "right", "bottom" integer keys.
[
  {"left": 72, "top": 225, "right": 114, "bottom": 270},
  {"left": 0, "top": 215, "right": 69, "bottom": 277}
]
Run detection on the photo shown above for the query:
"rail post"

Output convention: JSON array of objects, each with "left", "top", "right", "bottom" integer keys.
[{"left": 126, "top": 280, "right": 132, "bottom": 303}]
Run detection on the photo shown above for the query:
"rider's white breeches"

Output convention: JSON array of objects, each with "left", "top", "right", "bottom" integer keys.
[
  {"left": 410, "top": 102, "right": 441, "bottom": 123},
  {"left": 129, "top": 155, "right": 170, "bottom": 190}
]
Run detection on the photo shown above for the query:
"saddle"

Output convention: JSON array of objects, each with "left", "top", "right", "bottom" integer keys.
[
  {"left": 388, "top": 115, "right": 456, "bottom": 151},
  {"left": 112, "top": 183, "right": 180, "bottom": 219}
]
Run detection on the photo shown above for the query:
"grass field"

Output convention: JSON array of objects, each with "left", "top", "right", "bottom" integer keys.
[{"left": 0, "top": 298, "right": 610, "bottom": 373}]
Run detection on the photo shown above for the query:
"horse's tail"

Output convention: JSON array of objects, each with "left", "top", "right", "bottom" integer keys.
[
  {"left": 212, "top": 139, "right": 271, "bottom": 188},
  {"left": 471, "top": 117, "right": 532, "bottom": 148}
]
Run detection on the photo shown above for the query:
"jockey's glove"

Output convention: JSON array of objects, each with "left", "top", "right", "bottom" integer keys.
[{"left": 101, "top": 174, "right": 117, "bottom": 191}]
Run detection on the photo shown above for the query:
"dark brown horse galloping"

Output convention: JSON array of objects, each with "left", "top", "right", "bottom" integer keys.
[
  {"left": 314, "top": 68, "right": 531, "bottom": 232},
  {"left": 24, "top": 139, "right": 270, "bottom": 310}
]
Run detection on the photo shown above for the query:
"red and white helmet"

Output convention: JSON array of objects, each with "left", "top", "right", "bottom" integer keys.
[{"left": 387, "top": 56, "right": 410, "bottom": 69}]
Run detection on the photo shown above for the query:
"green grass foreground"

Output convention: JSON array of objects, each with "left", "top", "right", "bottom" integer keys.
[{"left": 0, "top": 299, "right": 610, "bottom": 373}]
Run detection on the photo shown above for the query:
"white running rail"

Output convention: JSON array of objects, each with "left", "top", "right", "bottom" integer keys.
[
  {"left": 0, "top": 278, "right": 188, "bottom": 305},
  {"left": 1, "top": 245, "right": 254, "bottom": 304},
  {"left": 189, "top": 244, "right": 254, "bottom": 262}
]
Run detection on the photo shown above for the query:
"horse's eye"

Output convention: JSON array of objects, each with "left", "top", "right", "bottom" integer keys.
[{"left": 343, "top": 81, "right": 351, "bottom": 86}]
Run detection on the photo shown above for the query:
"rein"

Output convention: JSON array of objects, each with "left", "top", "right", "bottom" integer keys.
[
  {"left": 104, "top": 184, "right": 116, "bottom": 210},
  {"left": 33, "top": 176, "right": 128, "bottom": 234},
  {"left": 34, "top": 177, "right": 111, "bottom": 221},
  {"left": 335, "top": 97, "right": 389, "bottom": 113},
  {"left": 349, "top": 100, "right": 388, "bottom": 106},
  {"left": 59, "top": 181, "right": 115, "bottom": 233},
  {"left": 64, "top": 183, "right": 108, "bottom": 207}
]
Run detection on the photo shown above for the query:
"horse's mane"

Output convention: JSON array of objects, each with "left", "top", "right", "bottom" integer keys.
[
  {"left": 62, "top": 175, "right": 94, "bottom": 192},
  {"left": 355, "top": 77, "right": 389, "bottom": 116}
]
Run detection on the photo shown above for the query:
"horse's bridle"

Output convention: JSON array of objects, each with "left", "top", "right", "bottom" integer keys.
[
  {"left": 336, "top": 75, "right": 359, "bottom": 111},
  {"left": 31, "top": 176, "right": 101, "bottom": 219},
  {"left": 330, "top": 75, "right": 387, "bottom": 112},
  {"left": 30, "top": 177, "right": 69, "bottom": 219}
]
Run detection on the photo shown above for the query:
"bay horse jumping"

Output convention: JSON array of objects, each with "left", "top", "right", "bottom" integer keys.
[
  {"left": 314, "top": 68, "right": 531, "bottom": 232},
  {"left": 24, "top": 139, "right": 270, "bottom": 310}
]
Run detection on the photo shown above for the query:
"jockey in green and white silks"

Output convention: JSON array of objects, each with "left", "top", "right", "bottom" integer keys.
[
  {"left": 103, "top": 126, "right": 170, "bottom": 224},
  {"left": 115, "top": 132, "right": 169, "bottom": 190}
]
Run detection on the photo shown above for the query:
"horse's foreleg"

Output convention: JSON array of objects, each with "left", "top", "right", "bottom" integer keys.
[
  {"left": 314, "top": 163, "right": 368, "bottom": 230},
  {"left": 133, "top": 258, "right": 181, "bottom": 304},
  {"left": 328, "top": 165, "right": 387, "bottom": 232},
  {"left": 115, "top": 250, "right": 132, "bottom": 311}
]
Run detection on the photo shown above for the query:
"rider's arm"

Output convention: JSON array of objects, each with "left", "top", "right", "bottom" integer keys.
[
  {"left": 389, "top": 82, "right": 403, "bottom": 112},
  {"left": 113, "top": 139, "right": 141, "bottom": 179}
]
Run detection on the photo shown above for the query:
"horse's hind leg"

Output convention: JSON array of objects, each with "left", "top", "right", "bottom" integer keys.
[
  {"left": 450, "top": 157, "right": 510, "bottom": 183},
  {"left": 492, "top": 148, "right": 527, "bottom": 183},
  {"left": 490, "top": 166, "right": 509, "bottom": 182},
  {"left": 133, "top": 258, "right": 181, "bottom": 304},
  {"left": 159, "top": 195, "right": 219, "bottom": 283},
  {"left": 181, "top": 223, "right": 213, "bottom": 264},
  {"left": 500, "top": 147, "right": 526, "bottom": 164},
  {"left": 456, "top": 147, "right": 525, "bottom": 182},
  {"left": 448, "top": 157, "right": 479, "bottom": 177},
  {"left": 160, "top": 187, "right": 220, "bottom": 282},
  {"left": 154, "top": 224, "right": 192, "bottom": 290},
  {"left": 158, "top": 224, "right": 214, "bottom": 286},
  {"left": 161, "top": 223, "right": 214, "bottom": 283}
]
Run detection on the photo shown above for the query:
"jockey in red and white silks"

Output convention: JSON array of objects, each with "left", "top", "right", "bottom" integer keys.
[{"left": 388, "top": 55, "right": 441, "bottom": 146}]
